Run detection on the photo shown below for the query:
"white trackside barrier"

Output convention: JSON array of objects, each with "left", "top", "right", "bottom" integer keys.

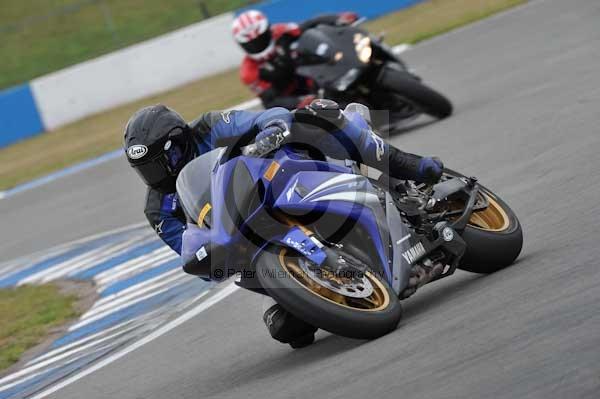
[{"left": 30, "top": 12, "right": 244, "bottom": 131}]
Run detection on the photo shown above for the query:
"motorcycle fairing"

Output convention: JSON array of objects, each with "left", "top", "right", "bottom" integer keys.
[
  {"left": 295, "top": 25, "right": 369, "bottom": 89},
  {"left": 272, "top": 167, "right": 393, "bottom": 284},
  {"left": 385, "top": 192, "right": 413, "bottom": 294},
  {"left": 179, "top": 146, "right": 398, "bottom": 288}
]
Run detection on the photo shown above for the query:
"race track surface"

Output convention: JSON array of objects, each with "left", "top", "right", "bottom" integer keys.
[
  {"left": 4, "top": 0, "right": 600, "bottom": 397},
  {"left": 0, "top": 157, "right": 145, "bottom": 260}
]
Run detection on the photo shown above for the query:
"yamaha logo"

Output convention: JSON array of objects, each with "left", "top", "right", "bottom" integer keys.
[
  {"left": 402, "top": 242, "right": 426, "bottom": 264},
  {"left": 127, "top": 145, "right": 148, "bottom": 160}
]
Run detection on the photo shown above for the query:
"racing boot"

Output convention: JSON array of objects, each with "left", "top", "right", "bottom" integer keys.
[{"left": 262, "top": 297, "right": 318, "bottom": 349}]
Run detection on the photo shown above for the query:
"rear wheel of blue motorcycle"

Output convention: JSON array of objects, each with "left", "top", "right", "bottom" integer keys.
[
  {"left": 440, "top": 169, "right": 523, "bottom": 273},
  {"left": 256, "top": 246, "right": 402, "bottom": 340},
  {"left": 458, "top": 188, "right": 523, "bottom": 274}
]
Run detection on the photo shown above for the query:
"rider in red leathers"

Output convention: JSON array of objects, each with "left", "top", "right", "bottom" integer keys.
[{"left": 232, "top": 9, "right": 358, "bottom": 110}]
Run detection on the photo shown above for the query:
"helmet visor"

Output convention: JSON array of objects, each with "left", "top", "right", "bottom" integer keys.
[
  {"left": 132, "top": 153, "right": 172, "bottom": 187},
  {"left": 165, "top": 128, "right": 192, "bottom": 173},
  {"left": 241, "top": 29, "right": 272, "bottom": 54}
]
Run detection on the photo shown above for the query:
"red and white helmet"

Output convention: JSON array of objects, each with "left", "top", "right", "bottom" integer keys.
[{"left": 232, "top": 10, "right": 274, "bottom": 60}]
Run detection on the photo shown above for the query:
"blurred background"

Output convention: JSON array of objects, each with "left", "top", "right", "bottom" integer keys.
[
  {"left": 0, "top": 0, "right": 522, "bottom": 191},
  {"left": 1, "top": 0, "right": 258, "bottom": 89}
]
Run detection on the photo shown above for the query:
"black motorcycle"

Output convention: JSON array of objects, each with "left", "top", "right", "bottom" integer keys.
[{"left": 292, "top": 24, "right": 453, "bottom": 130}]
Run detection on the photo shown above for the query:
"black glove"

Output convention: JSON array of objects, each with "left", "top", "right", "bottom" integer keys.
[
  {"left": 258, "top": 58, "right": 294, "bottom": 83},
  {"left": 294, "top": 98, "right": 346, "bottom": 132},
  {"left": 417, "top": 157, "right": 444, "bottom": 184},
  {"left": 388, "top": 148, "right": 444, "bottom": 184}
]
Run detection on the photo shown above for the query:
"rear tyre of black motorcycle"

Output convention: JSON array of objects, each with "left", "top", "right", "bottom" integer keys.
[
  {"left": 380, "top": 69, "right": 453, "bottom": 118},
  {"left": 256, "top": 246, "right": 402, "bottom": 340}
]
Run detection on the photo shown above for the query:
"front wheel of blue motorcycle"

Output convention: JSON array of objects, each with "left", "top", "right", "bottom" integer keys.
[{"left": 256, "top": 246, "right": 402, "bottom": 340}]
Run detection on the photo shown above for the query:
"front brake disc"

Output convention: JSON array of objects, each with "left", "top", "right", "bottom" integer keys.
[{"left": 299, "top": 258, "right": 375, "bottom": 298}]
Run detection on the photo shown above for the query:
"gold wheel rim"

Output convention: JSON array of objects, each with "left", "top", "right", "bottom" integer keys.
[
  {"left": 468, "top": 193, "right": 511, "bottom": 232},
  {"left": 278, "top": 249, "right": 390, "bottom": 312}
]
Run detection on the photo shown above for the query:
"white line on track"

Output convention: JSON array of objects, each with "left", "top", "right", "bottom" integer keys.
[
  {"left": 18, "top": 250, "right": 106, "bottom": 285},
  {"left": 68, "top": 236, "right": 149, "bottom": 272},
  {"left": 13, "top": 340, "right": 122, "bottom": 389},
  {"left": 69, "top": 283, "right": 177, "bottom": 331},
  {"left": 18, "top": 238, "right": 140, "bottom": 285},
  {"left": 0, "top": 324, "right": 140, "bottom": 390},
  {"left": 2, "top": 304, "right": 178, "bottom": 392},
  {"left": 82, "top": 273, "right": 189, "bottom": 320},
  {"left": 0, "top": 149, "right": 124, "bottom": 200},
  {"left": 81, "top": 269, "right": 192, "bottom": 319},
  {"left": 91, "top": 267, "right": 182, "bottom": 308},
  {"left": 2, "top": 222, "right": 152, "bottom": 272},
  {"left": 0, "top": 247, "right": 71, "bottom": 281},
  {"left": 94, "top": 247, "right": 175, "bottom": 285},
  {"left": 25, "top": 320, "right": 136, "bottom": 366},
  {"left": 0, "top": 366, "right": 60, "bottom": 393},
  {"left": 29, "top": 282, "right": 239, "bottom": 399},
  {"left": 0, "top": 260, "right": 32, "bottom": 281}
]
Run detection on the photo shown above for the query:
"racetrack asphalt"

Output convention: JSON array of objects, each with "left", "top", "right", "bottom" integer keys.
[{"left": 3, "top": 0, "right": 600, "bottom": 397}]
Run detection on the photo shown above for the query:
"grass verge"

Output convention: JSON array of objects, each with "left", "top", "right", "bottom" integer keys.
[
  {"left": 1, "top": 0, "right": 251, "bottom": 89},
  {"left": 0, "top": 0, "right": 526, "bottom": 191},
  {"left": 0, "top": 284, "right": 80, "bottom": 371}
]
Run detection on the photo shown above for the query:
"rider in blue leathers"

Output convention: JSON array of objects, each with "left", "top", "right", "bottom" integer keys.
[
  {"left": 124, "top": 100, "right": 443, "bottom": 348},
  {"left": 126, "top": 105, "right": 292, "bottom": 255}
]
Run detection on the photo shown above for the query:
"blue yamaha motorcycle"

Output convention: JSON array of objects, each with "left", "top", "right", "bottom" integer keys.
[{"left": 176, "top": 105, "right": 523, "bottom": 340}]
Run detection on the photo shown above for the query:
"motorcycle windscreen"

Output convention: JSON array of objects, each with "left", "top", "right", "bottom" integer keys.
[
  {"left": 295, "top": 25, "right": 368, "bottom": 89},
  {"left": 176, "top": 148, "right": 225, "bottom": 227}
]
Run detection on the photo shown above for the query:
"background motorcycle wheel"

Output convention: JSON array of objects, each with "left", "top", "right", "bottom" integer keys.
[
  {"left": 445, "top": 170, "right": 523, "bottom": 273},
  {"left": 256, "top": 246, "right": 402, "bottom": 340},
  {"left": 379, "top": 69, "right": 453, "bottom": 118}
]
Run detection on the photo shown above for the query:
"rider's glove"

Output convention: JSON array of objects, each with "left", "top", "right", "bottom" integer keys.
[
  {"left": 258, "top": 59, "right": 294, "bottom": 82},
  {"left": 418, "top": 157, "right": 444, "bottom": 184},
  {"left": 254, "top": 119, "right": 289, "bottom": 155},
  {"left": 263, "top": 118, "right": 289, "bottom": 135}
]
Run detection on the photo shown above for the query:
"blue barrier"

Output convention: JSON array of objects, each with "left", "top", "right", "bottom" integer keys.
[
  {"left": 238, "top": 0, "right": 425, "bottom": 22},
  {"left": 0, "top": 84, "right": 44, "bottom": 147}
]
